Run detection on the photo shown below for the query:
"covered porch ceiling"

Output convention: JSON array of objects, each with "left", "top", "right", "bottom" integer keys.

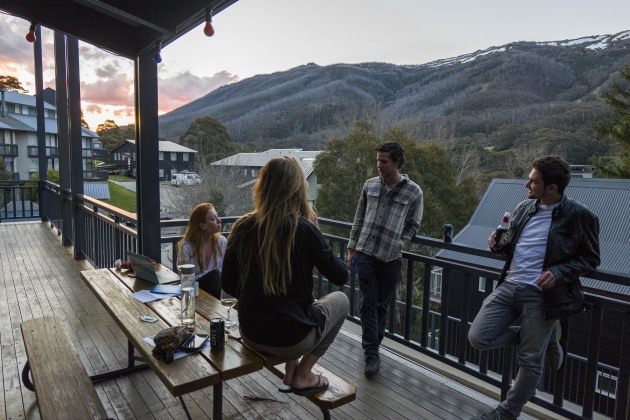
[{"left": 0, "top": 0, "right": 239, "bottom": 59}]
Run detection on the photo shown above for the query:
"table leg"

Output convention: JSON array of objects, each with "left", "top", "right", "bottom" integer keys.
[
  {"left": 90, "top": 339, "right": 150, "bottom": 382},
  {"left": 179, "top": 396, "right": 192, "bottom": 419},
  {"left": 213, "top": 382, "right": 223, "bottom": 419}
]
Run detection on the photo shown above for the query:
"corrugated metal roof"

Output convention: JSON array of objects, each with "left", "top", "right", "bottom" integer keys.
[
  {"left": 212, "top": 149, "right": 321, "bottom": 167},
  {"left": 84, "top": 182, "right": 111, "bottom": 200},
  {"left": 125, "top": 140, "right": 197, "bottom": 153},
  {"left": 437, "top": 178, "right": 630, "bottom": 294}
]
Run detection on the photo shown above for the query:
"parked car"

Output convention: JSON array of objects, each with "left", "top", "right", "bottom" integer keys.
[{"left": 171, "top": 173, "right": 202, "bottom": 186}]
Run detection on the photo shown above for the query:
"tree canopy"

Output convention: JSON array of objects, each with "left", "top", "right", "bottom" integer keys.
[
  {"left": 314, "top": 120, "right": 478, "bottom": 239},
  {"left": 593, "top": 65, "right": 630, "bottom": 178},
  {"left": 96, "top": 120, "right": 135, "bottom": 150},
  {"left": 0, "top": 75, "right": 28, "bottom": 93},
  {"left": 179, "top": 116, "right": 245, "bottom": 164}
]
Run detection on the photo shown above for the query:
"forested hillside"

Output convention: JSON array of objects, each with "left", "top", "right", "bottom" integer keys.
[{"left": 159, "top": 31, "right": 630, "bottom": 172}]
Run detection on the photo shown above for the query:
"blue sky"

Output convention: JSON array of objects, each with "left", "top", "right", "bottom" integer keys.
[{"left": 2, "top": 0, "right": 630, "bottom": 128}]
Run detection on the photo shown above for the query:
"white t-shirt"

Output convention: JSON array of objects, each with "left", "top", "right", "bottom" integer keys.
[
  {"left": 181, "top": 235, "right": 227, "bottom": 278},
  {"left": 505, "top": 203, "right": 560, "bottom": 287}
]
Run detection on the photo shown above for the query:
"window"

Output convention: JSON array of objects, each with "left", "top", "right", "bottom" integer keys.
[
  {"left": 478, "top": 277, "right": 498, "bottom": 292},
  {"left": 171, "top": 152, "right": 177, "bottom": 161},
  {"left": 159, "top": 152, "right": 164, "bottom": 160},
  {"left": 596, "top": 371, "right": 618, "bottom": 399},
  {"left": 159, "top": 168, "right": 164, "bottom": 178},
  {"left": 430, "top": 267, "right": 442, "bottom": 302},
  {"left": 183, "top": 153, "right": 189, "bottom": 161}
]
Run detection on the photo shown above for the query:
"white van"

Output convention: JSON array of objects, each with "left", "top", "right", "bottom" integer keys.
[{"left": 171, "top": 172, "right": 202, "bottom": 186}]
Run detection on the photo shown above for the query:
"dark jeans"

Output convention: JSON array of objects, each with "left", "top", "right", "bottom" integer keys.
[{"left": 357, "top": 252, "right": 402, "bottom": 357}]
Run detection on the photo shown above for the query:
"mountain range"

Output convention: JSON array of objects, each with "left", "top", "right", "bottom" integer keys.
[{"left": 158, "top": 31, "right": 630, "bottom": 161}]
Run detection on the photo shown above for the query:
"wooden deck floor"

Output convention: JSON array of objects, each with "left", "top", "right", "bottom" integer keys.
[{"left": 1, "top": 221, "right": 527, "bottom": 419}]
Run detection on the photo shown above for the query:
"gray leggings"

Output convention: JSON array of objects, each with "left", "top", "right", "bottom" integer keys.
[{"left": 241, "top": 291, "right": 350, "bottom": 359}]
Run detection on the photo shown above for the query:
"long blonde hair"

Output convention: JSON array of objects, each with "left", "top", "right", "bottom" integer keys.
[
  {"left": 229, "top": 157, "right": 314, "bottom": 295},
  {"left": 177, "top": 203, "right": 223, "bottom": 269}
]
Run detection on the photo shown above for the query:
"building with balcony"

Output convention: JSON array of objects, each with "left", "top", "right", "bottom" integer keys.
[
  {"left": 110, "top": 139, "right": 197, "bottom": 181},
  {"left": 0, "top": 88, "right": 104, "bottom": 181},
  {"left": 211, "top": 149, "right": 321, "bottom": 204}
]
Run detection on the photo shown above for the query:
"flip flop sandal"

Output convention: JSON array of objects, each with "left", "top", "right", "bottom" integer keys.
[
  {"left": 292, "top": 374, "right": 329, "bottom": 397},
  {"left": 277, "top": 384, "right": 293, "bottom": 393}
]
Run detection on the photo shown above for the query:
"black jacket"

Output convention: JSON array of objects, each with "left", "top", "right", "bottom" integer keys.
[
  {"left": 495, "top": 194, "right": 600, "bottom": 319},
  {"left": 222, "top": 218, "right": 348, "bottom": 346}
]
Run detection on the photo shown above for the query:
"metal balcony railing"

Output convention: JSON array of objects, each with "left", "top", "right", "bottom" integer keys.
[
  {"left": 31, "top": 181, "right": 630, "bottom": 420},
  {"left": 0, "top": 180, "right": 40, "bottom": 221},
  {"left": 82, "top": 147, "right": 110, "bottom": 159},
  {"left": 0, "top": 143, "right": 18, "bottom": 157},
  {"left": 27, "top": 145, "right": 59, "bottom": 158}
]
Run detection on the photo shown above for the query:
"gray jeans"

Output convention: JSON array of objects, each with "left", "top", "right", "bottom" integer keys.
[
  {"left": 242, "top": 291, "right": 350, "bottom": 359},
  {"left": 468, "top": 281, "right": 557, "bottom": 419}
]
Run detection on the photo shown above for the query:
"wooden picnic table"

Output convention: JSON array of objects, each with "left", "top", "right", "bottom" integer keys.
[{"left": 80, "top": 267, "right": 263, "bottom": 419}]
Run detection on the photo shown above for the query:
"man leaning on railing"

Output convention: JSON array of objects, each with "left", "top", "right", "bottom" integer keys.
[{"left": 468, "top": 155, "right": 601, "bottom": 420}]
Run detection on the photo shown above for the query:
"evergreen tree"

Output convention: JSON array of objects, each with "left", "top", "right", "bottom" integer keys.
[
  {"left": 594, "top": 65, "right": 630, "bottom": 178},
  {"left": 314, "top": 120, "right": 478, "bottom": 238},
  {"left": 179, "top": 116, "right": 244, "bottom": 164},
  {"left": 96, "top": 120, "right": 135, "bottom": 150}
]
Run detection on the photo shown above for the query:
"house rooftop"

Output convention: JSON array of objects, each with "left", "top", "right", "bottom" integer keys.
[{"left": 113, "top": 139, "right": 197, "bottom": 153}]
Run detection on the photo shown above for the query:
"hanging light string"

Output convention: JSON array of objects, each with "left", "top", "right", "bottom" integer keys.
[
  {"left": 204, "top": 8, "right": 215, "bottom": 37},
  {"left": 153, "top": 41, "right": 163, "bottom": 63},
  {"left": 26, "top": 21, "right": 36, "bottom": 42}
]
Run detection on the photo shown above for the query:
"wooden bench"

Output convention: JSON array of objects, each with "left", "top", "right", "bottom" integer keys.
[
  {"left": 20, "top": 316, "right": 109, "bottom": 420},
  {"left": 195, "top": 294, "right": 356, "bottom": 419},
  {"left": 255, "top": 351, "right": 356, "bottom": 420}
]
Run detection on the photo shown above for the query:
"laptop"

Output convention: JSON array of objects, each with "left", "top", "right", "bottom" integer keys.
[{"left": 127, "top": 251, "right": 181, "bottom": 284}]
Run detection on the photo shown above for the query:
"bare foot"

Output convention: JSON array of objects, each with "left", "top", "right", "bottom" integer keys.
[
  {"left": 291, "top": 371, "right": 326, "bottom": 390},
  {"left": 283, "top": 359, "right": 298, "bottom": 386}
]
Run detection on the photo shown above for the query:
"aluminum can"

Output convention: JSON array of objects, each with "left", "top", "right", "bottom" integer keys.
[
  {"left": 210, "top": 318, "right": 225, "bottom": 350},
  {"left": 443, "top": 224, "right": 453, "bottom": 243}
]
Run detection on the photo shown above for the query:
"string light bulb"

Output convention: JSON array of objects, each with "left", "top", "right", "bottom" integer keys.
[
  {"left": 153, "top": 42, "right": 163, "bottom": 63},
  {"left": 26, "top": 22, "right": 36, "bottom": 43},
  {"left": 204, "top": 9, "right": 215, "bottom": 37}
]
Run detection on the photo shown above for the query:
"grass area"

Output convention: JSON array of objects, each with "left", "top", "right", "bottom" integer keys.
[
  {"left": 108, "top": 181, "right": 136, "bottom": 213},
  {"left": 109, "top": 175, "right": 135, "bottom": 182}
]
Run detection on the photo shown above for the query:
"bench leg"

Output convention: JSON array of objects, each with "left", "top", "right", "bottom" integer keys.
[
  {"left": 21, "top": 361, "right": 35, "bottom": 392},
  {"left": 90, "top": 339, "right": 150, "bottom": 382},
  {"left": 320, "top": 408, "right": 331, "bottom": 420}
]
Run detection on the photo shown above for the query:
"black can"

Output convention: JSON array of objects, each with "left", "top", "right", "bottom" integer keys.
[
  {"left": 443, "top": 224, "right": 453, "bottom": 243},
  {"left": 210, "top": 318, "right": 225, "bottom": 350}
]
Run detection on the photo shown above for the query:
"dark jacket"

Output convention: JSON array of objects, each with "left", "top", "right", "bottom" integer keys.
[
  {"left": 222, "top": 218, "right": 348, "bottom": 346},
  {"left": 496, "top": 194, "right": 600, "bottom": 319}
]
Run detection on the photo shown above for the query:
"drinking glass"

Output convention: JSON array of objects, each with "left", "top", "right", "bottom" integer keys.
[
  {"left": 176, "top": 257, "right": 189, "bottom": 274},
  {"left": 220, "top": 290, "right": 237, "bottom": 328}
]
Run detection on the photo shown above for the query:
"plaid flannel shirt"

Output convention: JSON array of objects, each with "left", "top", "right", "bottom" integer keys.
[{"left": 348, "top": 174, "right": 423, "bottom": 262}]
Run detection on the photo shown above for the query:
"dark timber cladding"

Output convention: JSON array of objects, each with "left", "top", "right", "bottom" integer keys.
[{"left": 0, "top": 0, "right": 240, "bottom": 59}]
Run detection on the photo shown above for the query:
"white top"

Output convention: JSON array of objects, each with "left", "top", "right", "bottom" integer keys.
[
  {"left": 180, "top": 235, "right": 227, "bottom": 279},
  {"left": 505, "top": 203, "right": 560, "bottom": 287}
]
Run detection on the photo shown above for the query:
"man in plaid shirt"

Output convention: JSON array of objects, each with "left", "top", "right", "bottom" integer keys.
[{"left": 347, "top": 141, "right": 423, "bottom": 377}]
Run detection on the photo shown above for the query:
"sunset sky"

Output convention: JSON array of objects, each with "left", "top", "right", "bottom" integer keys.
[{"left": 1, "top": 0, "right": 630, "bottom": 130}]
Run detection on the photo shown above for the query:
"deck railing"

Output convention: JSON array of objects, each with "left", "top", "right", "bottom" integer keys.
[
  {"left": 31, "top": 183, "right": 630, "bottom": 420},
  {"left": 0, "top": 180, "right": 40, "bottom": 221}
]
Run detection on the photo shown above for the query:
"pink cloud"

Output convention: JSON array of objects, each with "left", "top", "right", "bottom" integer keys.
[{"left": 158, "top": 70, "right": 239, "bottom": 113}]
